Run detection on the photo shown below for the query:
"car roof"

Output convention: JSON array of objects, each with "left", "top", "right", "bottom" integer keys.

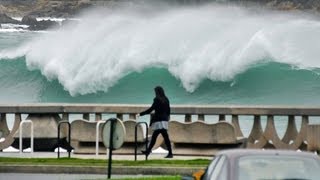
[{"left": 215, "top": 149, "right": 319, "bottom": 159}]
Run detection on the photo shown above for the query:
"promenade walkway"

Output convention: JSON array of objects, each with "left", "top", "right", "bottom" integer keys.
[
  {"left": 0, "top": 147, "right": 212, "bottom": 160},
  {"left": 0, "top": 148, "right": 211, "bottom": 177}
]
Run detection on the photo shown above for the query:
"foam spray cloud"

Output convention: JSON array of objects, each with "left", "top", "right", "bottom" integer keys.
[{"left": 1, "top": 1, "right": 320, "bottom": 96}]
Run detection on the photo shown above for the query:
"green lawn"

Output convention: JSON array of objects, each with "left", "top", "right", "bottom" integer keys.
[
  {"left": 0, "top": 157, "right": 209, "bottom": 167},
  {"left": 110, "top": 176, "right": 182, "bottom": 180},
  {"left": 0, "top": 157, "right": 201, "bottom": 180}
]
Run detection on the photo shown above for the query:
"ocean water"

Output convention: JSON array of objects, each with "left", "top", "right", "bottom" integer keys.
[
  {"left": 1, "top": 1, "right": 320, "bottom": 140},
  {"left": 1, "top": 2, "right": 320, "bottom": 106},
  {"left": 0, "top": 3, "right": 320, "bottom": 141}
]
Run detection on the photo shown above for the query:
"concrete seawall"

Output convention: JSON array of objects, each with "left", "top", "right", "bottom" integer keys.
[{"left": 1, "top": 103, "right": 320, "bottom": 154}]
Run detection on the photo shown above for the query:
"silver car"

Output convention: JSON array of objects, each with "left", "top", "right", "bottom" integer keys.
[{"left": 189, "top": 149, "right": 320, "bottom": 180}]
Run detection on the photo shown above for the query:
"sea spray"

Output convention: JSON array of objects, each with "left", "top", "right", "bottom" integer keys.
[{"left": 1, "top": 2, "right": 320, "bottom": 96}]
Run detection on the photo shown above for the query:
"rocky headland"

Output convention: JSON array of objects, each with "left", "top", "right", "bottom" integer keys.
[{"left": 1, "top": 0, "right": 320, "bottom": 30}]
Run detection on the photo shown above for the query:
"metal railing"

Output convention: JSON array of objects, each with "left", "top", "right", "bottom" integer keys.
[
  {"left": 19, "top": 119, "right": 33, "bottom": 154},
  {"left": 134, "top": 122, "right": 148, "bottom": 161},
  {"left": 57, "top": 120, "right": 71, "bottom": 158},
  {"left": 96, "top": 120, "right": 106, "bottom": 156},
  {"left": 2, "top": 104, "right": 320, "bottom": 153}
]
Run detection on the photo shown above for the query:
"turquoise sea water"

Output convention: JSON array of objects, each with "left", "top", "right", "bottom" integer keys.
[
  {"left": 1, "top": 2, "right": 320, "bottom": 138},
  {"left": 1, "top": 3, "right": 320, "bottom": 106}
]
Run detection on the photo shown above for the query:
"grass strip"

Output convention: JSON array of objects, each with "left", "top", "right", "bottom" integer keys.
[
  {"left": 0, "top": 157, "right": 209, "bottom": 167},
  {"left": 110, "top": 175, "right": 182, "bottom": 180}
]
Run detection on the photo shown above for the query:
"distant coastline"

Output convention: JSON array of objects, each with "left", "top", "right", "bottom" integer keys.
[
  {"left": 1, "top": 0, "right": 320, "bottom": 18},
  {"left": 1, "top": 0, "right": 320, "bottom": 31}
]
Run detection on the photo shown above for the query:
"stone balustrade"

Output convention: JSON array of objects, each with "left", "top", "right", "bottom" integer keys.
[{"left": 0, "top": 103, "right": 319, "bottom": 153}]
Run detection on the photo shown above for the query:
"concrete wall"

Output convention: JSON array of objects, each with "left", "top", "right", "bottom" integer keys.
[{"left": 1, "top": 103, "right": 320, "bottom": 154}]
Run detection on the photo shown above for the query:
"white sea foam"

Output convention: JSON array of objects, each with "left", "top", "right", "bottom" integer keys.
[
  {"left": 12, "top": 16, "right": 68, "bottom": 22},
  {"left": 0, "top": 23, "right": 29, "bottom": 32},
  {"left": 1, "top": 2, "right": 320, "bottom": 95},
  {"left": 0, "top": 29, "right": 26, "bottom": 33}
]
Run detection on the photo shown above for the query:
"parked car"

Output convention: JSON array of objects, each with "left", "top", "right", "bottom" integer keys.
[{"left": 185, "top": 149, "right": 320, "bottom": 180}]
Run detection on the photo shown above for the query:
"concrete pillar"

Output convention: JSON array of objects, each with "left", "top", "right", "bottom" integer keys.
[
  {"left": 0, "top": 113, "right": 21, "bottom": 150},
  {"left": 198, "top": 114, "right": 205, "bottom": 121},
  {"left": 62, "top": 113, "right": 69, "bottom": 121},
  {"left": 307, "top": 124, "right": 320, "bottom": 152},
  {"left": 129, "top": 113, "right": 136, "bottom": 120},
  {"left": 83, "top": 113, "right": 90, "bottom": 120},
  {"left": 117, "top": 114, "right": 123, "bottom": 120},
  {"left": 95, "top": 113, "right": 102, "bottom": 121},
  {"left": 0, "top": 113, "right": 9, "bottom": 138},
  {"left": 231, "top": 115, "right": 243, "bottom": 137},
  {"left": 282, "top": 115, "right": 298, "bottom": 144},
  {"left": 219, "top": 114, "right": 225, "bottom": 121},
  {"left": 185, "top": 114, "right": 192, "bottom": 122}
]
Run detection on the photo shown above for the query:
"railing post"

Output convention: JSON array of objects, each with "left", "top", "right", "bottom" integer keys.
[
  {"left": 135, "top": 122, "right": 148, "bottom": 161},
  {"left": 232, "top": 115, "right": 243, "bottom": 137},
  {"left": 185, "top": 114, "right": 192, "bottom": 122},
  {"left": 116, "top": 114, "right": 123, "bottom": 120},
  {"left": 57, "top": 120, "right": 71, "bottom": 158},
  {"left": 96, "top": 120, "right": 106, "bottom": 156},
  {"left": 83, "top": 113, "right": 90, "bottom": 120},
  {"left": 219, "top": 114, "right": 226, "bottom": 121},
  {"left": 129, "top": 113, "right": 136, "bottom": 120},
  {"left": 62, "top": 113, "right": 69, "bottom": 121},
  {"left": 19, "top": 120, "right": 33, "bottom": 154},
  {"left": 95, "top": 113, "right": 102, "bottom": 121},
  {"left": 198, "top": 114, "right": 205, "bottom": 121}
]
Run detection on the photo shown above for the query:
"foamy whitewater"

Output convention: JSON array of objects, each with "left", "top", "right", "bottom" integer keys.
[{"left": 1, "top": 2, "right": 320, "bottom": 106}]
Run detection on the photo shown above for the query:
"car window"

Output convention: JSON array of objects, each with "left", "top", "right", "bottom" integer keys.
[
  {"left": 209, "top": 155, "right": 227, "bottom": 180},
  {"left": 237, "top": 155, "right": 320, "bottom": 180}
]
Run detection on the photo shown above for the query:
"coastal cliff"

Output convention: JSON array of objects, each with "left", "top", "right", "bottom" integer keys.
[
  {"left": 0, "top": 0, "right": 320, "bottom": 18},
  {"left": 1, "top": 0, "right": 320, "bottom": 30},
  {"left": 0, "top": 0, "right": 92, "bottom": 17}
]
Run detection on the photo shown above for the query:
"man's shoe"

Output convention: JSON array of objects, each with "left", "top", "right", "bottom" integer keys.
[{"left": 165, "top": 154, "right": 173, "bottom": 158}]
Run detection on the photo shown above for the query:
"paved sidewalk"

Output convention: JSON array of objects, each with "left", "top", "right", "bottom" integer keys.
[
  {"left": 0, "top": 146, "right": 212, "bottom": 160},
  {"left": 0, "top": 151, "right": 212, "bottom": 160},
  {"left": 0, "top": 150, "right": 211, "bottom": 176}
]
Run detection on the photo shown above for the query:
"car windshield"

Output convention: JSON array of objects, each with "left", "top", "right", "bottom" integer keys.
[{"left": 237, "top": 155, "right": 320, "bottom": 180}]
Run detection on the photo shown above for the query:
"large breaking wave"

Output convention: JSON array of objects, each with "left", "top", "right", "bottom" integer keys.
[{"left": 1, "top": 2, "right": 320, "bottom": 96}]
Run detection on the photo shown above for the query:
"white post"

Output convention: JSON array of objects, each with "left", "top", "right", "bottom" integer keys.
[
  {"left": 19, "top": 120, "right": 33, "bottom": 154},
  {"left": 96, "top": 120, "right": 105, "bottom": 156}
]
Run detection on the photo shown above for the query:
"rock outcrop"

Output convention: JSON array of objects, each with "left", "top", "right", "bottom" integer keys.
[
  {"left": 21, "top": 15, "right": 59, "bottom": 30},
  {"left": 0, "top": 13, "right": 59, "bottom": 31},
  {"left": 1, "top": 0, "right": 320, "bottom": 19},
  {"left": 1, "top": 0, "right": 320, "bottom": 31},
  {"left": 0, "top": 13, "right": 19, "bottom": 24},
  {"left": 264, "top": 0, "right": 320, "bottom": 11},
  {"left": 0, "top": 0, "right": 92, "bottom": 18},
  {"left": 1, "top": 0, "right": 320, "bottom": 18}
]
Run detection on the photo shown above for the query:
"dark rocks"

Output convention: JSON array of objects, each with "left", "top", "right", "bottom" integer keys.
[
  {"left": 29, "top": 19, "right": 59, "bottom": 31},
  {"left": 1, "top": 0, "right": 320, "bottom": 31},
  {"left": 262, "top": 0, "right": 320, "bottom": 11},
  {"left": 21, "top": 15, "right": 59, "bottom": 30},
  {"left": 0, "top": 13, "right": 19, "bottom": 24},
  {"left": 21, "top": 15, "right": 37, "bottom": 25},
  {"left": 2, "top": 0, "right": 320, "bottom": 18},
  {"left": 0, "top": 0, "right": 92, "bottom": 18},
  {"left": 0, "top": 0, "right": 91, "bottom": 31},
  {"left": 0, "top": 14, "right": 59, "bottom": 31}
]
